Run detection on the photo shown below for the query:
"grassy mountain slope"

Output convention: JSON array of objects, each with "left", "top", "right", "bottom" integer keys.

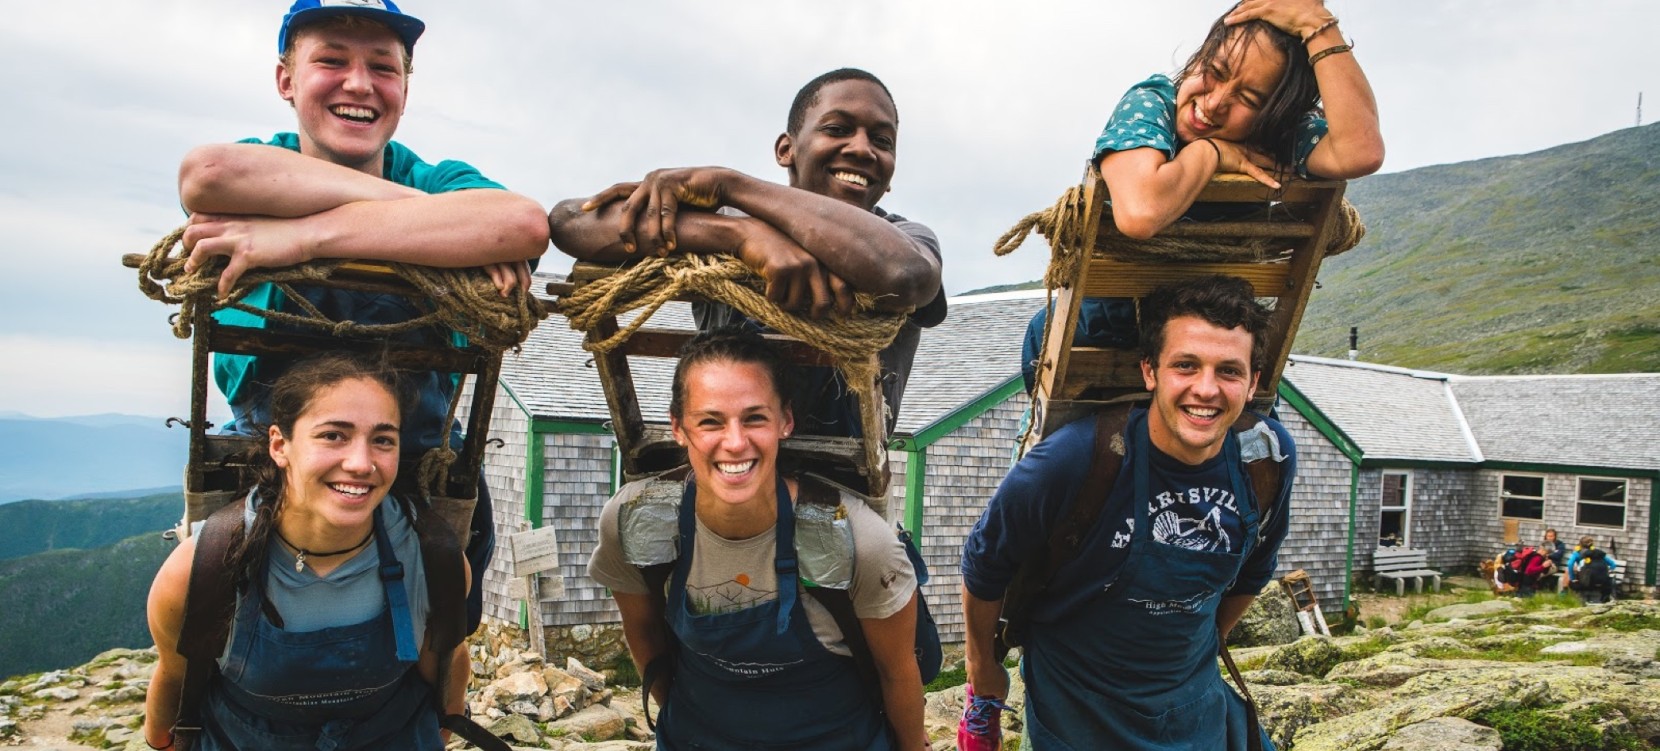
[
  {"left": 0, "top": 493, "right": 180, "bottom": 561},
  {"left": 0, "top": 532, "right": 172, "bottom": 679},
  {"left": 1294, "top": 123, "right": 1660, "bottom": 373}
]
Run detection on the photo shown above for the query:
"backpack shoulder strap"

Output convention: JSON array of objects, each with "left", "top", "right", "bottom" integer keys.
[
  {"left": 995, "top": 404, "right": 1132, "bottom": 658},
  {"left": 407, "top": 497, "right": 516, "bottom": 751},
  {"left": 171, "top": 499, "right": 247, "bottom": 745},
  {"left": 633, "top": 465, "right": 693, "bottom": 733},
  {"left": 796, "top": 477, "right": 882, "bottom": 699}
]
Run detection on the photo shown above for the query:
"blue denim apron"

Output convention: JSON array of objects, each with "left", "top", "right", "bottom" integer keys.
[
  {"left": 655, "top": 477, "right": 893, "bottom": 751},
  {"left": 1022, "top": 412, "right": 1275, "bottom": 750},
  {"left": 200, "top": 510, "right": 440, "bottom": 751}
]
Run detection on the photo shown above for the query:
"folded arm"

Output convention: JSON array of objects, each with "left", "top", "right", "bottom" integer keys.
[
  {"left": 1226, "top": 0, "right": 1384, "bottom": 179},
  {"left": 550, "top": 166, "right": 940, "bottom": 310},
  {"left": 179, "top": 143, "right": 548, "bottom": 296}
]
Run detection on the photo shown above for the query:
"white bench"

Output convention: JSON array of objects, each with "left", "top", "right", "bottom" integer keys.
[{"left": 1373, "top": 547, "right": 1442, "bottom": 596}]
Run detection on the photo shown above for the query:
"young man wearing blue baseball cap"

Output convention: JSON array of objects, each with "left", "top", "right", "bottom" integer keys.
[{"left": 173, "top": 0, "right": 546, "bottom": 653}]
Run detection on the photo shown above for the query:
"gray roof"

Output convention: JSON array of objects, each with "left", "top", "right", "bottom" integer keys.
[
  {"left": 895, "top": 290, "right": 1038, "bottom": 434},
  {"left": 1283, "top": 356, "right": 1479, "bottom": 462},
  {"left": 1451, "top": 374, "right": 1660, "bottom": 471},
  {"left": 499, "top": 272, "right": 679, "bottom": 423},
  {"left": 501, "top": 275, "right": 1039, "bottom": 436},
  {"left": 1285, "top": 355, "right": 1660, "bottom": 472}
]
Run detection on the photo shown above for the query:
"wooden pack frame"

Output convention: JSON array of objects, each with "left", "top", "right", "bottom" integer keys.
[
  {"left": 1024, "top": 171, "right": 1349, "bottom": 454},
  {"left": 551, "top": 263, "right": 892, "bottom": 501},
  {"left": 122, "top": 255, "right": 505, "bottom": 540}
]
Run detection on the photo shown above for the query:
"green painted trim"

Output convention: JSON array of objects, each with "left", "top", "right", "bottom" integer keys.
[
  {"left": 531, "top": 418, "right": 612, "bottom": 435},
  {"left": 525, "top": 425, "right": 546, "bottom": 529},
  {"left": 904, "top": 448, "right": 927, "bottom": 537},
  {"left": 903, "top": 375, "right": 1024, "bottom": 451},
  {"left": 1278, "top": 380, "right": 1362, "bottom": 463},
  {"left": 1343, "top": 462, "right": 1359, "bottom": 611},
  {"left": 1648, "top": 480, "right": 1658, "bottom": 587},
  {"left": 500, "top": 380, "right": 532, "bottom": 418}
]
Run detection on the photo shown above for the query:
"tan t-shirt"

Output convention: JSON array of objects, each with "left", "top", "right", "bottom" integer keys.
[{"left": 588, "top": 479, "right": 916, "bottom": 657}]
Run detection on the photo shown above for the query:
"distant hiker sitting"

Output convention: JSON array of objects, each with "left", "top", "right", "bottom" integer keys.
[
  {"left": 586, "top": 329, "right": 927, "bottom": 750},
  {"left": 1565, "top": 536, "right": 1619, "bottom": 598},
  {"left": 1505, "top": 546, "right": 1550, "bottom": 596},
  {"left": 1541, "top": 527, "right": 1567, "bottom": 568},
  {"left": 1571, "top": 549, "right": 1616, "bottom": 604},
  {"left": 143, "top": 354, "right": 471, "bottom": 751},
  {"left": 179, "top": 0, "right": 549, "bottom": 634}
]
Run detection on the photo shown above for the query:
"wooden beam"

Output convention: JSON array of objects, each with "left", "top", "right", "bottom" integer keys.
[{"left": 1081, "top": 260, "right": 1291, "bottom": 299}]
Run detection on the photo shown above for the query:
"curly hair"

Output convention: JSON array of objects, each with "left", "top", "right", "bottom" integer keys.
[
  {"left": 1138, "top": 275, "right": 1272, "bottom": 374},
  {"left": 785, "top": 68, "right": 896, "bottom": 136}
]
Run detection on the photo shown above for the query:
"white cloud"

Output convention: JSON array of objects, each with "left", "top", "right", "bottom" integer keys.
[{"left": 2, "top": 0, "right": 1657, "bottom": 415}]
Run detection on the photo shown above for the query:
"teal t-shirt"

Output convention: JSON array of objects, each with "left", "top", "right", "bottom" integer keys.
[
  {"left": 1091, "top": 74, "right": 1327, "bottom": 179},
  {"left": 211, "top": 134, "right": 503, "bottom": 454}
]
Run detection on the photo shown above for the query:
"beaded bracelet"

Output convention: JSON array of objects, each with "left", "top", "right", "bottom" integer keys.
[
  {"left": 1308, "top": 43, "right": 1353, "bottom": 67},
  {"left": 1301, "top": 15, "right": 1339, "bottom": 43}
]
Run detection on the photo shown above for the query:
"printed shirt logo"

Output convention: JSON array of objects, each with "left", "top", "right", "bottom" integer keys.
[
  {"left": 1149, "top": 486, "right": 1238, "bottom": 552},
  {"left": 1128, "top": 591, "right": 1214, "bottom": 615}
]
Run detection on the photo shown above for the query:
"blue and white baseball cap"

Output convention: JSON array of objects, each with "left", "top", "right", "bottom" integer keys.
[{"left": 278, "top": 0, "right": 426, "bottom": 54}]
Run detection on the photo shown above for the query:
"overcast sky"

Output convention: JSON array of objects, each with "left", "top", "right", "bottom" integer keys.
[{"left": 2, "top": 0, "right": 1655, "bottom": 419}]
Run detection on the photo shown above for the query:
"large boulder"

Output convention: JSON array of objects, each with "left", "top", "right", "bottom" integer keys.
[
  {"left": 1424, "top": 600, "right": 1516, "bottom": 622},
  {"left": 1377, "top": 717, "right": 1501, "bottom": 751},
  {"left": 1261, "top": 636, "right": 1345, "bottom": 677},
  {"left": 1227, "top": 582, "right": 1304, "bottom": 648}
]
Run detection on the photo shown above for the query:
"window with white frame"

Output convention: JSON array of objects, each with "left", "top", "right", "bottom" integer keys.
[
  {"left": 1379, "top": 471, "right": 1411, "bottom": 547},
  {"left": 1500, "top": 474, "right": 1545, "bottom": 520},
  {"left": 1575, "top": 477, "right": 1627, "bottom": 529}
]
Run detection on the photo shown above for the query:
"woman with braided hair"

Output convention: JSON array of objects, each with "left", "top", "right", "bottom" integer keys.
[{"left": 142, "top": 354, "right": 469, "bottom": 751}]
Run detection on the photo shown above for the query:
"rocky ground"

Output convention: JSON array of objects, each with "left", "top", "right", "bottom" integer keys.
[{"left": 4, "top": 595, "right": 1657, "bottom": 750}]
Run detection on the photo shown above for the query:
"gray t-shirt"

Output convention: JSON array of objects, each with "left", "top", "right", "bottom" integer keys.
[
  {"left": 588, "top": 479, "right": 916, "bottom": 657},
  {"left": 692, "top": 207, "right": 946, "bottom": 435},
  {"left": 218, "top": 492, "right": 430, "bottom": 663}
]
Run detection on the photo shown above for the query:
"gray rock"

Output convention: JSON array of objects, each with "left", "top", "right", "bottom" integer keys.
[
  {"left": 1262, "top": 636, "right": 1345, "bottom": 677},
  {"left": 565, "top": 657, "right": 608, "bottom": 692},
  {"left": 1378, "top": 716, "right": 1501, "bottom": 750},
  {"left": 1425, "top": 600, "right": 1516, "bottom": 621},
  {"left": 549, "top": 704, "right": 627, "bottom": 742},
  {"left": 1227, "top": 582, "right": 1304, "bottom": 648},
  {"left": 34, "top": 686, "right": 80, "bottom": 701},
  {"left": 488, "top": 713, "right": 541, "bottom": 744},
  {"left": 1240, "top": 669, "right": 1313, "bottom": 686}
]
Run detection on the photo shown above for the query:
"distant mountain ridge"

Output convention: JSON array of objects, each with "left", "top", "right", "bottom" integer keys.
[
  {"left": 0, "top": 415, "right": 186, "bottom": 502},
  {"left": 1296, "top": 122, "right": 1660, "bottom": 373}
]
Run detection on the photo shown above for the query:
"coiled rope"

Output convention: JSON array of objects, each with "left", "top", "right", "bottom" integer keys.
[
  {"left": 135, "top": 224, "right": 548, "bottom": 498},
  {"left": 553, "top": 253, "right": 911, "bottom": 411}
]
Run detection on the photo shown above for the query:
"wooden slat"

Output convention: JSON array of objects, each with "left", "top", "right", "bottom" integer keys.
[
  {"left": 1056, "top": 347, "right": 1144, "bottom": 399},
  {"left": 209, "top": 326, "right": 491, "bottom": 374},
  {"left": 1099, "top": 220, "right": 1314, "bottom": 240},
  {"left": 618, "top": 327, "right": 839, "bottom": 367},
  {"left": 1080, "top": 260, "right": 1291, "bottom": 299},
  {"left": 1186, "top": 174, "right": 1345, "bottom": 203}
]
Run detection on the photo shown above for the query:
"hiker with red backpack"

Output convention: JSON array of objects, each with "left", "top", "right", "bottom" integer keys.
[
  {"left": 960, "top": 276, "right": 1295, "bottom": 750},
  {"left": 586, "top": 329, "right": 928, "bottom": 750},
  {"left": 143, "top": 354, "right": 478, "bottom": 751}
]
